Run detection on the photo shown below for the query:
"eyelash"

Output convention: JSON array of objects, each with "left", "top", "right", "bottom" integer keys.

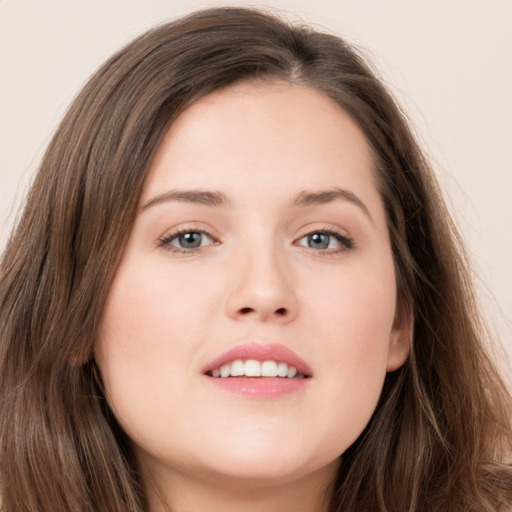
[
  {"left": 296, "top": 228, "right": 354, "bottom": 254},
  {"left": 158, "top": 227, "right": 217, "bottom": 254},
  {"left": 157, "top": 226, "right": 354, "bottom": 255}
]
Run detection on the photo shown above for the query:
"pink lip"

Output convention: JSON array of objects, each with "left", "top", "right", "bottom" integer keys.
[
  {"left": 205, "top": 376, "right": 310, "bottom": 398},
  {"left": 201, "top": 342, "right": 313, "bottom": 376},
  {"left": 202, "top": 342, "right": 313, "bottom": 398}
]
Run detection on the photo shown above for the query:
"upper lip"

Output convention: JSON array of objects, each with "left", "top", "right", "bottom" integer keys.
[{"left": 202, "top": 342, "right": 313, "bottom": 376}]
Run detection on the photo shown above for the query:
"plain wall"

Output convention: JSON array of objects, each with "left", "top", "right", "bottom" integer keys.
[{"left": 0, "top": 0, "right": 511, "bottom": 370}]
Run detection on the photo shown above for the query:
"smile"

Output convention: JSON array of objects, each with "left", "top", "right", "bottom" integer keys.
[
  {"left": 206, "top": 359, "right": 308, "bottom": 379},
  {"left": 202, "top": 342, "right": 312, "bottom": 397}
]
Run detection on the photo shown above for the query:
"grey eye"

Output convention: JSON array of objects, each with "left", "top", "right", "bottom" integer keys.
[
  {"left": 307, "top": 233, "right": 331, "bottom": 249},
  {"left": 165, "top": 231, "right": 214, "bottom": 250},
  {"left": 176, "top": 232, "right": 204, "bottom": 249},
  {"left": 296, "top": 230, "right": 353, "bottom": 252}
]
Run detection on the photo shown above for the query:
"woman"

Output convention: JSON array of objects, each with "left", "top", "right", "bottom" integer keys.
[{"left": 0, "top": 7, "right": 510, "bottom": 512}]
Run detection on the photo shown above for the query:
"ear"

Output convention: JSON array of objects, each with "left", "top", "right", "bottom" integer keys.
[{"left": 386, "top": 303, "right": 413, "bottom": 372}]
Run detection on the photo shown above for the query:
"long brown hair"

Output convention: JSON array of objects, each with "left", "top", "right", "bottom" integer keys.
[{"left": 1, "top": 7, "right": 511, "bottom": 511}]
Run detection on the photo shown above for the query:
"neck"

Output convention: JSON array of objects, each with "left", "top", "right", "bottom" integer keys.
[{"left": 143, "top": 459, "right": 339, "bottom": 512}]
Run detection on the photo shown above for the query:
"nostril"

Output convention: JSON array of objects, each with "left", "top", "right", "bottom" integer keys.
[{"left": 235, "top": 306, "right": 289, "bottom": 318}]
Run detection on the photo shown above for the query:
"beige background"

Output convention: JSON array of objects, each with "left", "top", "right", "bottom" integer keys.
[{"left": 1, "top": 0, "right": 511, "bottom": 371}]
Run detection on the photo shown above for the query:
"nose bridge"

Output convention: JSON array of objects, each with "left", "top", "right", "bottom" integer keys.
[{"left": 225, "top": 231, "right": 297, "bottom": 322}]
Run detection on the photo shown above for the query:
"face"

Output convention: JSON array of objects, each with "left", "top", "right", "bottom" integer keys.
[{"left": 96, "top": 82, "right": 410, "bottom": 492}]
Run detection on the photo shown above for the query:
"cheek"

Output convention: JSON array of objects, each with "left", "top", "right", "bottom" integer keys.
[
  {"left": 304, "top": 265, "right": 396, "bottom": 432},
  {"left": 95, "top": 258, "right": 216, "bottom": 422},
  {"left": 309, "top": 266, "right": 396, "bottom": 355},
  {"left": 99, "top": 258, "right": 219, "bottom": 358}
]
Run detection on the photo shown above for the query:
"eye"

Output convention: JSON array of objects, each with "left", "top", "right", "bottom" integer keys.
[
  {"left": 159, "top": 230, "right": 216, "bottom": 252},
  {"left": 296, "top": 230, "right": 353, "bottom": 253}
]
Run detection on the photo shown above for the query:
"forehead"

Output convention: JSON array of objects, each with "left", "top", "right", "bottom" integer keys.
[{"left": 142, "top": 81, "right": 379, "bottom": 209}]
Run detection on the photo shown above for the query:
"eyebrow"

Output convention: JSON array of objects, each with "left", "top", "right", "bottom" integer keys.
[
  {"left": 290, "top": 188, "right": 372, "bottom": 220},
  {"left": 141, "top": 189, "right": 229, "bottom": 210},
  {"left": 141, "top": 186, "right": 371, "bottom": 220}
]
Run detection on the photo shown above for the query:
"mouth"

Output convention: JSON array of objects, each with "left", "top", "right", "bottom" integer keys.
[
  {"left": 206, "top": 359, "right": 310, "bottom": 379},
  {"left": 202, "top": 342, "right": 312, "bottom": 397}
]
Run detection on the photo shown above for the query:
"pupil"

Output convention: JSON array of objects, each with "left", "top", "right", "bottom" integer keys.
[
  {"left": 179, "top": 232, "right": 202, "bottom": 248},
  {"left": 309, "top": 233, "right": 329, "bottom": 249}
]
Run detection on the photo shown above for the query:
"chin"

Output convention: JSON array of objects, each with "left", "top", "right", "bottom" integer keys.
[
  {"left": 195, "top": 458, "right": 325, "bottom": 489},
  {"left": 188, "top": 436, "right": 339, "bottom": 487}
]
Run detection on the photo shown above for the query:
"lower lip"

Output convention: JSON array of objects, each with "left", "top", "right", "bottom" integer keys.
[{"left": 204, "top": 376, "right": 310, "bottom": 398}]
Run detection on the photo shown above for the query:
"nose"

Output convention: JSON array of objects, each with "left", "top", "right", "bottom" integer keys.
[{"left": 225, "top": 245, "right": 298, "bottom": 324}]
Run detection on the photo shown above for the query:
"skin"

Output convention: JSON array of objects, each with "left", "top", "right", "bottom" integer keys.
[{"left": 96, "top": 81, "right": 411, "bottom": 512}]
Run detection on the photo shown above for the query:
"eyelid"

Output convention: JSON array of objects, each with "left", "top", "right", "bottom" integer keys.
[
  {"left": 293, "top": 224, "right": 355, "bottom": 253},
  {"left": 157, "top": 223, "right": 220, "bottom": 253}
]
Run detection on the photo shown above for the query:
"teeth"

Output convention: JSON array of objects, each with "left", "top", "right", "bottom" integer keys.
[
  {"left": 231, "top": 359, "right": 244, "bottom": 376},
  {"left": 244, "top": 359, "right": 261, "bottom": 377},
  {"left": 261, "top": 360, "right": 277, "bottom": 377},
  {"left": 209, "top": 359, "right": 305, "bottom": 379},
  {"left": 220, "top": 364, "right": 231, "bottom": 378},
  {"left": 287, "top": 366, "right": 298, "bottom": 378},
  {"left": 277, "top": 362, "right": 288, "bottom": 377}
]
